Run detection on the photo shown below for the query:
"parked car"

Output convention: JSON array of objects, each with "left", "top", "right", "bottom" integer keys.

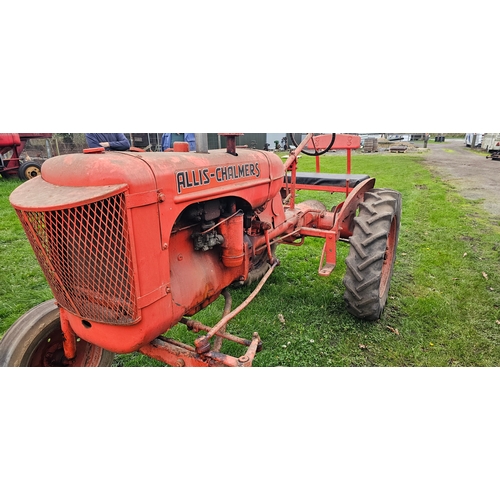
[{"left": 465, "top": 133, "right": 483, "bottom": 147}]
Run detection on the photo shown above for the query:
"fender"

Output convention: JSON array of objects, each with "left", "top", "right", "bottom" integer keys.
[{"left": 334, "top": 177, "right": 376, "bottom": 238}]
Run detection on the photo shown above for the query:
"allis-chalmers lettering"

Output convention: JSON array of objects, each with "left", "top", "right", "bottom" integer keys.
[{"left": 176, "top": 163, "right": 261, "bottom": 194}]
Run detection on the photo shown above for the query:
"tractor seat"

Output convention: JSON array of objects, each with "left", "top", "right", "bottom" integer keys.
[{"left": 285, "top": 172, "right": 370, "bottom": 187}]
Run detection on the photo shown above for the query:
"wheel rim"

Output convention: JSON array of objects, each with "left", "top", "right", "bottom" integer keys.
[
  {"left": 379, "top": 216, "right": 397, "bottom": 298},
  {"left": 29, "top": 326, "right": 107, "bottom": 366},
  {"left": 0, "top": 299, "right": 113, "bottom": 367},
  {"left": 24, "top": 165, "right": 41, "bottom": 179}
]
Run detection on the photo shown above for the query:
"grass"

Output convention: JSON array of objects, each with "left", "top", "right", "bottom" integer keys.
[{"left": 1, "top": 149, "right": 500, "bottom": 367}]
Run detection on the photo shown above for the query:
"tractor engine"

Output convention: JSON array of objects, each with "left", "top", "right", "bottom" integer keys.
[{"left": 9, "top": 146, "right": 287, "bottom": 354}]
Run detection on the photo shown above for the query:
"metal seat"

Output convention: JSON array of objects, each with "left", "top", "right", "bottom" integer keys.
[{"left": 285, "top": 172, "right": 370, "bottom": 187}]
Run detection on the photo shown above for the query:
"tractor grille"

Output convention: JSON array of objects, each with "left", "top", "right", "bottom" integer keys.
[{"left": 16, "top": 193, "right": 138, "bottom": 325}]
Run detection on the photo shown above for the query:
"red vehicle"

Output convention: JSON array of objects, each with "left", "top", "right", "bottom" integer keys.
[
  {"left": 0, "top": 133, "right": 52, "bottom": 180},
  {"left": 0, "top": 133, "right": 401, "bottom": 367}
]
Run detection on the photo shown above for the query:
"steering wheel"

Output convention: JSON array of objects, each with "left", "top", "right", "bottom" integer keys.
[{"left": 288, "top": 133, "right": 336, "bottom": 156}]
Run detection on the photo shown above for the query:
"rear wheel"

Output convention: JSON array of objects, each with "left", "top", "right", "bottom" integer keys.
[
  {"left": 343, "top": 189, "right": 401, "bottom": 320},
  {"left": 0, "top": 299, "right": 115, "bottom": 366}
]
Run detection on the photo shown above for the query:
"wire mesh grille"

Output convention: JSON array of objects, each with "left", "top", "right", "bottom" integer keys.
[{"left": 16, "top": 193, "right": 138, "bottom": 324}]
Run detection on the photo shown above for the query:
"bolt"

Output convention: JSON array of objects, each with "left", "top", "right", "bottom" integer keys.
[
  {"left": 176, "top": 359, "right": 185, "bottom": 367},
  {"left": 239, "top": 355, "right": 249, "bottom": 364},
  {"left": 162, "top": 243, "right": 168, "bottom": 250},
  {"left": 177, "top": 254, "right": 183, "bottom": 261}
]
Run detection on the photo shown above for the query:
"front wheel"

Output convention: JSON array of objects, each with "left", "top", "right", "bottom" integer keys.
[
  {"left": 343, "top": 188, "right": 402, "bottom": 320},
  {"left": 0, "top": 299, "right": 115, "bottom": 366}
]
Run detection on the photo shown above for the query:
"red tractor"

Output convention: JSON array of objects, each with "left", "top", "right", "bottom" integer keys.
[
  {"left": 0, "top": 133, "right": 401, "bottom": 367},
  {"left": 0, "top": 133, "right": 53, "bottom": 180}
]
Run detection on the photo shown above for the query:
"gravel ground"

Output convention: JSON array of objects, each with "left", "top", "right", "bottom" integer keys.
[{"left": 422, "top": 138, "right": 500, "bottom": 220}]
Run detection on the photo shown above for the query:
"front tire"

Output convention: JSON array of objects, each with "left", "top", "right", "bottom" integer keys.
[
  {"left": 343, "top": 188, "right": 401, "bottom": 320},
  {"left": 0, "top": 299, "right": 115, "bottom": 366}
]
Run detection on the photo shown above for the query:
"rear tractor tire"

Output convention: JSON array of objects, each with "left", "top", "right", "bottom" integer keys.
[
  {"left": 343, "top": 188, "right": 402, "bottom": 320},
  {"left": 0, "top": 299, "right": 115, "bottom": 366}
]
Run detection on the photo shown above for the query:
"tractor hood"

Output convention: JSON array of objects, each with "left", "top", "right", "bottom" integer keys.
[{"left": 11, "top": 148, "right": 285, "bottom": 212}]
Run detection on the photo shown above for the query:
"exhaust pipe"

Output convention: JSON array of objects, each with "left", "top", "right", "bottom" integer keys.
[{"left": 195, "top": 133, "right": 209, "bottom": 154}]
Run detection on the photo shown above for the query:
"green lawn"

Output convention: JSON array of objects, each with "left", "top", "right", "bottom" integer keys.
[{"left": 1, "top": 149, "right": 500, "bottom": 366}]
